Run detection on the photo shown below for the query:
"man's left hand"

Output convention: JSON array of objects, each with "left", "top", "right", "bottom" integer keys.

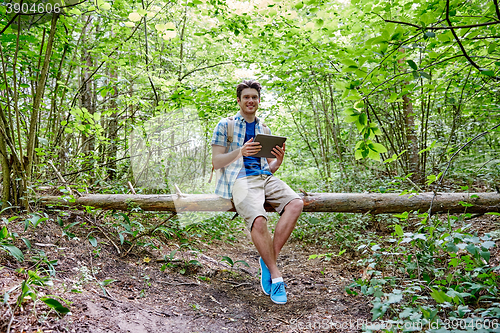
[{"left": 271, "top": 143, "right": 285, "bottom": 165}]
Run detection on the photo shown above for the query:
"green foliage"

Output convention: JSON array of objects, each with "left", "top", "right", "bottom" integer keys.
[
  {"left": 347, "top": 212, "right": 500, "bottom": 330},
  {"left": 0, "top": 225, "right": 24, "bottom": 262}
]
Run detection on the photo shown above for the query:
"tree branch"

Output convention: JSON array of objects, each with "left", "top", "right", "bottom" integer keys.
[
  {"left": 445, "top": 0, "right": 481, "bottom": 71},
  {"left": 494, "top": 0, "right": 500, "bottom": 21},
  {"left": 381, "top": 19, "right": 500, "bottom": 31},
  {"left": 179, "top": 61, "right": 233, "bottom": 81}
]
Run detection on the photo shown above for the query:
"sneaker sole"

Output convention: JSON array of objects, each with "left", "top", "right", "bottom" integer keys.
[
  {"left": 271, "top": 297, "right": 287, "bottom": 305},
  {"left": 259, "top": 258, "right": 270, "bottom": 296}
]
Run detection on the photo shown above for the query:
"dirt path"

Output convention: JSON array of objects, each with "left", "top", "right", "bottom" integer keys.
[{"left": 1, "top": 217, "right": 371, "bottom": 333}]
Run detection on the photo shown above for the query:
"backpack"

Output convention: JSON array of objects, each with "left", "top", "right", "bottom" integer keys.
[{"left": 209, "top": 116, "right": 270, "bottom": 183}]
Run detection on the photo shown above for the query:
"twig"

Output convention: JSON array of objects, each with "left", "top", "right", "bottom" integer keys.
[
  {"left": 237, "top": 267, "right": 254, "bottom": 276},
  {"left": 33, "top": 243, "right": 57, "bottom": 247},
  {"left": 232, "top": 282, "right": 251, "bottom": 289},
  {"left": 98, "top": 294, "right": 116, "bottom": 302},
  {"left": 158, "top": 280, "right": 199, "bottom": 286},
  {"left": 174, "top": 184, "right": 186, "bottom": 198},
  {"left": 272, "top": 316, "right": 290, "bottom": 325},
  {"left": 6, "top": 303, "right": 15, "bottom": 333},
  {"left": 428, "top": 122, "right": 500, "bottom": 217},
  {"left": 129, "top": 212, "right": 177, "bottom": 243},
  {"left": 86, "top": 217, "right": 120, "bottom": 254},
  {"left": 48, "top": 160, "right": 74, "bottom": 196},
  {"left": 127, "top": 181, "right": 137, "bottom": 195},
  {"left": 213, "top": 278, "right": 240, "bottom": 285},
  {"left": 122, "top": 242, "right": 136, "bottom": 257}
]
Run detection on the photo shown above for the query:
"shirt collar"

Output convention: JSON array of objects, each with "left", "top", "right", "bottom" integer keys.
[{"left": 235, "top": 111, "right": 260, "bottom": 123}]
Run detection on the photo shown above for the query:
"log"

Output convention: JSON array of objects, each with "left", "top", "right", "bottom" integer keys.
[{"left": 39, "top": 192, "right": 500, "bottom": 214}]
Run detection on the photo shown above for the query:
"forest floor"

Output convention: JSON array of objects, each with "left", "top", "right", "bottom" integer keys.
[
  {"left": 1, "top": 211, "right": 498, "bottom": 333},
  {"left": 0, "top": 211, "right": 372, "bottom": 333}
]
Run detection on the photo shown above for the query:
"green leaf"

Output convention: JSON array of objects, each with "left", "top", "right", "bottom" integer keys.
[
  {"left": 481, "top": 241, "right": 496, "bottom": 249},
  {"left": 369, "top": 142, "right": 387, "bottom": 153},
  {"left": 358, "top": 113, "right": 367, "bottom": 126},
  {"left": 345, "top": 114, "right": 359, "bottom": 123},
  {"left": 88, "top": 236, "right": 97, "bottom": 247},
  {"left": 21, "top": 238, "right": 31, "bottom": 250},
  {"left": 420, "top": 71, "right": 431, "bottom": 80},
  {"left": 0, "top": 226, "right": 7, "bottom": 240},
  {"left": 387, "top": 291, "right": 403, "bottom": 304},
  {"left": 480, "top": 250, "right": 490, "bottom": 263},
  {"left": 188, "top": 260, "right": 202, "bottom": 266},
  {"left": 1, "top": 245, "right": 24, "bottom": 262},
  {"left": 309, "top": 217, "right": 320, "bottom": 224},
  {"left": 100, "top": 2, "right": 111, "bottom": 10},
  {"left": 425, "top": 31, "right": 435, "bottom": 38},
  {"left": 235, "top": 260, "right": 250, "bottom": 267},
  {"left": 41, "top": 297, "right": 70, "bottom": 314},
  {"left": 100, "top": 279, "right": 116, "bottom": 286},
  {"left": 430, "top": 288, "right": 451, "bottom": 304},
  {"left": 407, "top": 60, "right": 418, "bottom": 70},
  {"left": 221, "top": 256, "right": 233, "bottom": 266},
  {"left": 394, "top": 225, "right": 404, "bottom": 237},
  {"left": 446, "top": 242, "right": 459, "bottom": 253},
  {"left": 480, "top": 69, "right": 495, "bottom": 77},
  {"left": 466, "top": 243, "right": 478, "bottom": 256},
  {"left": 488, "top": 42, "right": 496, "bottom": 54}
]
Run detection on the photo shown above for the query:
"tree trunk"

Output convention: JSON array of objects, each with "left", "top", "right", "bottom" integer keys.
[
  {"left": 26, "top": 13, "right": 59, "bottom": 180},
  {"left": 39, "top": 192, "right": 500, "bottom": 214},
  {"left": 0, "top": 128, "right": 10, "bottom": 209}
]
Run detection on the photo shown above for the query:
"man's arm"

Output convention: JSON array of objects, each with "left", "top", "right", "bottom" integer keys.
[
  {"left": 267, "top": 143, "right": 286, "bottom": 173},
  {"left": 212, "top": 138, "right": 262, "bottom": 170}
]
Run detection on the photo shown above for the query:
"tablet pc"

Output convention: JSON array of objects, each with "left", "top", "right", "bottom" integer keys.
[{"left": 253, "top": 134, "right": 287, "bottom": 158}]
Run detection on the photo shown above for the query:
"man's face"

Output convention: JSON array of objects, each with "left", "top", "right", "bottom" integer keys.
[{"left": 237, "top": 88, "right": 260, "bottom": 115}]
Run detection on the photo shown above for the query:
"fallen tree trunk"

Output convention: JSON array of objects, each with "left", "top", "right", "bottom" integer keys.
[{"left": 39, "top": 192, "right": 500, "bottom": 214}]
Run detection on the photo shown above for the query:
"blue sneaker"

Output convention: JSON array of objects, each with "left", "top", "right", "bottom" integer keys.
[
  {"left": 270, "top": 281, "right": 287, "bottom": 304},
  {"left": 259, "top": 257, "right": 272, "bottom": 295}
]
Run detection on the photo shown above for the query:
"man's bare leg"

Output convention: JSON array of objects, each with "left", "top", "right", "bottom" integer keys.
[
  {"left": 251, "top": 216, "right": 281, "bottom": 279},
  {"left": 251, "top": 199, "right": 303, "bottom": 279},
  {"left": 273, "top": 199, "right": 303, "bottom": 260}
]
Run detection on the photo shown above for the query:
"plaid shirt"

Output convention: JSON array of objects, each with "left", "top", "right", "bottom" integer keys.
[{"left": 211, "top": 112, "right": 272, "bottom": 199}]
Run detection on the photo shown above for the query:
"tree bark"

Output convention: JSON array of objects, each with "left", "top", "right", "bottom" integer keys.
[
  {"left": 27, "top": 13, "right": 59, "bottom": 179},
  {"left": 39, "top": 192, "right": 500, "bottom": 214}
]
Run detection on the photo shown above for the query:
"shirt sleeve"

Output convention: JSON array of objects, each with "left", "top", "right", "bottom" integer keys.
[{"left": 211, "top": 118, "right": 227, "bottom": 147}]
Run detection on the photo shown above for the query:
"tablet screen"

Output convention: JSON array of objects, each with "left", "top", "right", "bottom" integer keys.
[{"left": 253, "top": 134, "right": 287, "bottom": 158}]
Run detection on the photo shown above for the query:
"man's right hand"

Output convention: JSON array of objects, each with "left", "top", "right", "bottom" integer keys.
[{"left": 240, "top": 137, "right": 262, "bottom": 157}]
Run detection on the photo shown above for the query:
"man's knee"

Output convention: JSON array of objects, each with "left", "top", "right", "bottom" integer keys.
[
  {"left": 286, "top": 198, "right": 304, "bottom": 215},
  {"left": 251, "top": 216, "right": 267, "bottom": 234}
]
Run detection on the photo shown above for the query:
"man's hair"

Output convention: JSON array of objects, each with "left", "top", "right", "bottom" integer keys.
[{"left": 236, "top": 80, "right": 262, "bottom": 100}]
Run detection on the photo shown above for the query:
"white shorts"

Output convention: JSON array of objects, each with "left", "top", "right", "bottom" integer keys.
[{"left": 232, "top": 174, "right": 301, "bottom": 230}]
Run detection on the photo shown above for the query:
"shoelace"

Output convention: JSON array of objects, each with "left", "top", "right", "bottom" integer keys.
[{"left": 273, "top": 282, "right": 287, "bottom": 294}]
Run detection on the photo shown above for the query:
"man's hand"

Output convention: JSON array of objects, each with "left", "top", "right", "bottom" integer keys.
[
  {"left": 268, "top": 142, "right": 285, "bottom": 173},
  {"left": 271, "top": 142, "right": 285, "bottom": 164},
  {"left": 240, "top": 137, "right": 262, "bottom": 157}
]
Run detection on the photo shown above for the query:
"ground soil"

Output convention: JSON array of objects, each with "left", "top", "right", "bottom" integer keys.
[
  {"left": 1, "top": 212, "right": 498, "bottom": 333},
  {"left": 1, "top": 212, "right": 372, "bottom": 333}
]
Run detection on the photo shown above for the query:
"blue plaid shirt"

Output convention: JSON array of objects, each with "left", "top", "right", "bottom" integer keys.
[{"left": 211, "top": 112, "right": 272, "bottom": 199}]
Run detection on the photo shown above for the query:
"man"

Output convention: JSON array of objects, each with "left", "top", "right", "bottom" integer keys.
[{"left": 211, "top": 80, "right": 303, "bottom": 304}]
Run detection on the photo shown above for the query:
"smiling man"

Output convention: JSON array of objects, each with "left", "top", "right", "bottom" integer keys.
[{"left": 211, "top": 80, "right": 303, "bottom": 304}]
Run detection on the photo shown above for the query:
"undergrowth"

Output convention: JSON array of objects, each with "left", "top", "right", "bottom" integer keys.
[{"left": 346, "top": 211, "right": 500, "bottom": 333}]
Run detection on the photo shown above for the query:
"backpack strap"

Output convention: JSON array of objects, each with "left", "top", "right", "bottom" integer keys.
[
  {"left": 261, "top": 122, "right": 270, "bottom": 135},
  {"left": 209, "top": 116, "right": 235, "bottom": 183},
  {"left": 226, "top": 116, "right": 234, "bottom": 150}
]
